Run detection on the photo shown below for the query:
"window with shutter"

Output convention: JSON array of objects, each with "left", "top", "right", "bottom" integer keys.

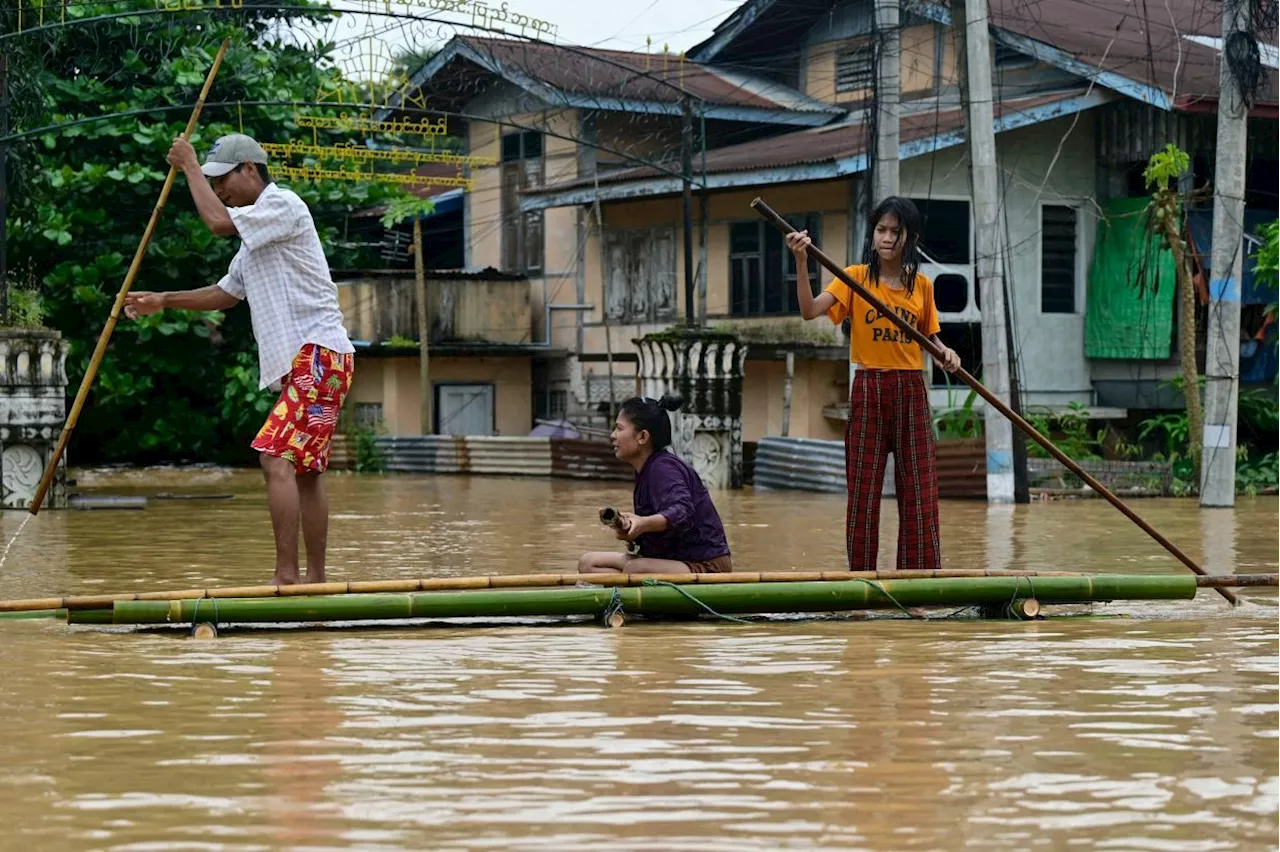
[
  {"left": 603, "top": 227, "right": 677, "bottom": 323},
  {"left": 836, "top": 44, "right": 875, "bottom": 94},
  {"left": 1040, "top": 205, "right": 1079, "bottom": 314}
]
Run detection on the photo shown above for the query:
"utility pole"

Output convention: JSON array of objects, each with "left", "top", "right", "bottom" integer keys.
[
  {"left": 954, "top": 0, "right": 1015, "bottom": 503},
  {"left": 413, "top": 217, "right": 433, "bottom": 434},
  {"left": 681, "top": 98, "right": 696, "bottom": 327},
  {"left": 873, "top": 0, "right": 900, "bottom": 201},
  {"left": 1200, "top": 1, "right": 1250, "bottom": 507},
  {"left": 1, "top": 53, "right": 10, "bottom": 324}
]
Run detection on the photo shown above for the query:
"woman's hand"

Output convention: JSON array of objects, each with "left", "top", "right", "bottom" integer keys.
[
  {"left": 615, "top": 513, "right": 666, "bottom": 541},
  {"left": 614, "top": 512, "right": 642, "bottom": 542},
  {"left": 936, "top": 346, "right": 961, "bottom": 373},
  {"left": 785, "top": 229, "right": 811, "bottom": 262}
]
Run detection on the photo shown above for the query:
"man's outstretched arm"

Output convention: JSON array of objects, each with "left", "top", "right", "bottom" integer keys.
[{"left": 125, "top": 286, "right": 240, "bottom": 318}]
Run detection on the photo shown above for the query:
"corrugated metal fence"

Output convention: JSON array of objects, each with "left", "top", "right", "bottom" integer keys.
[
  {"left": 753, "top": 437, "right": 987, "bottom": 499},
  {"left": 332, "top": 434, "right": 1171, "bottom": 495},
  {"left": 753, "top": 437, "right": 856, "bottom": 494},
  {"left": 329, "top": 435, "right": 631, "bottom": 481}
]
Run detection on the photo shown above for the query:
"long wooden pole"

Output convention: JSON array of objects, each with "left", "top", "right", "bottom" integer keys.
[
  {"left": 2, "top": 569, "right": 1273, "bottom": 615},
  {"left": 28, "top": 38, "right": 231, "bottom": 516},
  {"left": 749, "top": 197, "right": 1237, "bottom": 605}
]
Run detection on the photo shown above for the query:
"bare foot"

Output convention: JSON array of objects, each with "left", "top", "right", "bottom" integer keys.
[
  {"left": 304, "top": 571, "right": 326, "bottom": 585},
  {"left": 271, "top": 572, "right": 299, "bottom": 586}
]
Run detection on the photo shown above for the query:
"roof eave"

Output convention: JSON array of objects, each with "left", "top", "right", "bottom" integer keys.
[
  {"left": 379, "top": 35, "right": 843, "bottom": 126},
  {"left": 688, "top": 0, "right": 779, "bottom": 62},
  {"left": 910, "top": 2, "right": 1174, "bottom": 110},
  {"left": 519, "top": 88, "right": 1115, "bottom": 212}
]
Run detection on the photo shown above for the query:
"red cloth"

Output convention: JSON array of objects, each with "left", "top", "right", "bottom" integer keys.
[
  {"left": 251, "top": 344, "right": 354, "bottom": 473},
  {"left": 845, "top": 369, "right": 942, "bottom": 571}
]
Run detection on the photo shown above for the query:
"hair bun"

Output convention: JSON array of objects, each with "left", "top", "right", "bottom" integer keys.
[{"left": 657, "top": 393, "right": 684, "bottom": 412}]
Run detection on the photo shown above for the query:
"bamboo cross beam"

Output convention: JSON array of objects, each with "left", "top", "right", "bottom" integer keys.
[
  {"left": 0, "top": 570, "right": 1272, "bottom": 614},
  {"left": 28, "top": 38, "right": 231, "bottom": 516},
  {"left": 748, "top": 197, "right": 1238, "bottom": 606}
]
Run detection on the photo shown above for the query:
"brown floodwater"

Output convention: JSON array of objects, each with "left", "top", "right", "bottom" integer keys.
[{"left": 0, "top": 468, "right": 1276, "bottom": 851}]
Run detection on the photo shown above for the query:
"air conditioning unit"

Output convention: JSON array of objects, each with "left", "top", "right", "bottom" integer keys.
[{"left": 921, "top": 261, "right": 980, "bottom": 323}]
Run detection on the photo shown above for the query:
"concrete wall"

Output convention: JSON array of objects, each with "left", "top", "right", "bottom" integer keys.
[
  {"left": 464, "top": 97, "right": 579, "bottom": 348},
  {"left": 337, "top": 275, "right": 531, "bottom": 345},
  {"left": 899, "top": 113, "right": 1099, "bottom": 405},
  {"left": 741, "top": 358, "right": 849, "bottom": 443},
  {"left": 577, "top": 181, "right": 855, "bottom": 400},
  {"left": 804, "top": 23, "right": 945, "bottom": 104},
  {"left": 346, "top": 355, "right": 533, "bottom": 437}
]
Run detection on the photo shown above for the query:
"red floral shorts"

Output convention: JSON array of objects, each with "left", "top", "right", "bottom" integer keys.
[{"left": 251, "top": 344, "right": 354, "bottom": 473}]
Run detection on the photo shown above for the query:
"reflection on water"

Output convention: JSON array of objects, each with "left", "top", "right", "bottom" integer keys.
[{"left": 0, "top": 469, "right": 1275, "bottom": 850}]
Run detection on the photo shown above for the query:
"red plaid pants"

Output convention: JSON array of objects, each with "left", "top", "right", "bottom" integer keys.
[{"left": 845, "top": 368, "right": 942, "bottom": 571}]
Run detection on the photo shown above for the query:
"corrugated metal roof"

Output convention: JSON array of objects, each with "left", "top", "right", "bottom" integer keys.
[
  {"left": 987, "top": 0, "right": 1278, "bottom": 107},
  {"left": 534, "top": 90, "right": 1087, "bottom": 192},
  {"left": 693, "top": 0, "right": 1277, "bottom": 108},
  {"left": 439, "top": 36, "right": 841, "bottom": 113}
]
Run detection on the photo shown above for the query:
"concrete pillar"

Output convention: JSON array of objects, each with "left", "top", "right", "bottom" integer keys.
[
  {"left": 635, "top": 329, "right": 746, "bottom": 489},
  {"left": 0, "top": 329, "right": 69, "bottom": 509}
]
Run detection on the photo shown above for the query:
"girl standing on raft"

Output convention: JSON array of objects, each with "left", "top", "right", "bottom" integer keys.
[
  {"left": 786, "top": 196, "right": 962, "bottom": 571},
  {"left": 577, "top": 394, "right": 733, "bottom": 574}
]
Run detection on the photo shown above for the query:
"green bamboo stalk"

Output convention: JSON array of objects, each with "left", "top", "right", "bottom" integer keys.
[
  {"left": 106, "top": 575, "right": 1198, "bottom": 626},
  {"left": 0, "top": 608, "right": 67, "bottom": 621},
  {"left": 66, "top": 609, "right": 114, "bottom": 625}
]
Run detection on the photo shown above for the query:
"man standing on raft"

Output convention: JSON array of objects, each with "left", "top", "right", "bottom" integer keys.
[{"left": 124, "top": 134, "right": 355, "bottom": 586}]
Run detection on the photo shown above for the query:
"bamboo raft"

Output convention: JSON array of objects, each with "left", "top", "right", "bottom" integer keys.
[{"left": 0, "top": 570, "right": 1273, "bottom": 629}]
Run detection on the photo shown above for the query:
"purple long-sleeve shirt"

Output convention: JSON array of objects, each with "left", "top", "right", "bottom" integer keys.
[{"left": 633, "top": 450, "right": 730, "bottom": 562}]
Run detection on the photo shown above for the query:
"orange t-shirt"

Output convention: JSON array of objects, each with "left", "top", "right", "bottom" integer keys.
[{"left": 824, "top": 266, "right": 942, "bottom": 371}]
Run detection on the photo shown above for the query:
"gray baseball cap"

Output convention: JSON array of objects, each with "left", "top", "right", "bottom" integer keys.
[{"left": 201, "top": 134, "right": 268, "bottom": 177}]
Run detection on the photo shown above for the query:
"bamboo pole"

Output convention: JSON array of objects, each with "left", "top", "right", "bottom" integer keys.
[
  {"left": 0, "top": 568, "right": 1094, "bottom": 613},
  {"left": 93, "top": 574, "right": 1200, "bottom": 626},
  {"left": 0, "top": 608, "right": 67, "bottom": 621},
  {"left": 599, "top": 507, "right": 641, "bottom": 556},
  {"left": 1008, "top": 598, "right": 1041, "bottom": 619},
  {"left": 9, "top": 569, "right": 1276, "bottom": 615},
  {"left": 28, "top": 38, "right": 232, "bottom": 516},
  {"left": 749, "top": 196, "right": 1238, "bottom": 606}
]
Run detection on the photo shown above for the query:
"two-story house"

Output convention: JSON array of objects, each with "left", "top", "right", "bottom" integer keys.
[{"left": 370, "top": 0, "right": 1276, "bottom": 441}]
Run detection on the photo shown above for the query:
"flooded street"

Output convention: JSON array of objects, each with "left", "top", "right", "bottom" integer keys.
[{"left": 0, "top": 469, "right": 1275, "bottom": 851}]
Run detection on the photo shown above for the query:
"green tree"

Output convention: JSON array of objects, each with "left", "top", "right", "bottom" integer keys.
[
  {"left": 1254, "top": 219, "right": 1278, "bottom": 324},
  {"left": 1143, "top": 143, "right": 1201, "bottom": 476},
  {"left": 3, "top": 3, "right": 408, "bottom": 463}
]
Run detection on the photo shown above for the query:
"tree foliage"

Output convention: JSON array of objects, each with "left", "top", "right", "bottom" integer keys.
[
  {"left": 4, "top": 3, "right": 406, "bottom": 463},
  {"left": 1254, "top": 220, "right": 1278, "bottom": 322}
]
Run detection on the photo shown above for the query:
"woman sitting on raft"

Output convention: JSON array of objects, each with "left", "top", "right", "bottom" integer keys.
[{"left": 577, "top": 394, "right": 733, "bottom": 575}]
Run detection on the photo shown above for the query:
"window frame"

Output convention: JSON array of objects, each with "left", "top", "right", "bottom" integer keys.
[
  {"left": 727, "top": 213, "right": 823, "bottom": 318},
  {"left": 602, "top": 225, "right": 678, "bottom": 324},
  {"left": 1038, "top": 201, "right": 1083, "bottom": 316},
  {"left": 500, "top": 130, "right": 545, "bottom": 275}
]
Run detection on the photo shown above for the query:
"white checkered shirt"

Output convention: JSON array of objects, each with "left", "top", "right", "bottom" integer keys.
[{"left": 216, "top": 183, "right": 353, "bottom": 390}]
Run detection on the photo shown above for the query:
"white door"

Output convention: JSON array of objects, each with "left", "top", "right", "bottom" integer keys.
[{"left": 436, "top": 384, "right": 495, "bottom": 436}]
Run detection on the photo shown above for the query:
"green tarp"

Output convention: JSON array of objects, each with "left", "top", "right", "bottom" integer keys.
[{"left": 1085, "top": 196, "right": 1176, "bottom": 360}]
